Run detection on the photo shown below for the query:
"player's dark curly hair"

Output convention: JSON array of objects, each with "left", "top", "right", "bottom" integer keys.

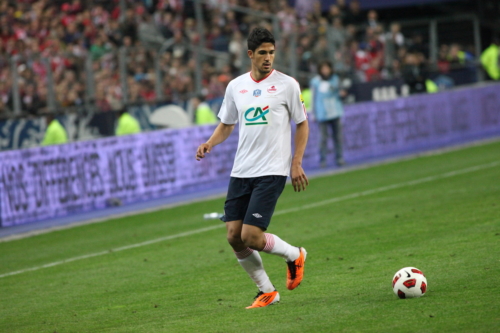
[{"left": 247, "top": 27, "right": 275, "bottom": 52}]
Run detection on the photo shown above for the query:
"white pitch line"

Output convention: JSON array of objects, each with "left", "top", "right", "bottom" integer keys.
[
  {"left": 274, "top": 160, "right": 500, "bottom": 216},
  {"left": 0, "top": 160, "right": 498, "bottom": 279},
  {"left": 0, "top": 224, "right": 224, "bottom": 279}
]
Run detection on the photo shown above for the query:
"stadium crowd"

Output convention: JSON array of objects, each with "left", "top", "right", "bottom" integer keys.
[{"left": 0, "top": 0, "right": 478, "bottom": 117}]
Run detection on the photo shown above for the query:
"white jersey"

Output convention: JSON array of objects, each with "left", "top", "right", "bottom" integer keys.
[{"left": 218, "top": 70, "right": 307, "bottom": 178}]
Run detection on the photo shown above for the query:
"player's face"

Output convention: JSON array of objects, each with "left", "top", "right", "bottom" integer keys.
[{"left": 249, "top": 43, "right": 275, "bottom": 75}]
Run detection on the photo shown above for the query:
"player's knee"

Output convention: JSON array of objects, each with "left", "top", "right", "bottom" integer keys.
[
  {"left": 226, "top": 233, "right": 243, "bottom": 248},
  {"left": 241, "top": 232, "right": 265, "bottom": 251}
]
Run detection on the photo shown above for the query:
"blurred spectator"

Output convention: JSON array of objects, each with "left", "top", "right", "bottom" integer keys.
[
  {"left": 168, "top": 30, "right": 189, "bottom": 61},
  {"left": 310, "top": 1, "right": 324, "bottom": 23},
  {"left": 384, "top": 23, "right": 404, "bottom": 66},
  {"left": 336, "top": 0, "right": 348, "bottom": 14},
  {"left": 310, "top": 61, "right": 346, "bottom": 167},
  {"left": 138, "top": 13, "right": 166, "bottom": 50},
  {"left": 209, "top": 26, "right": 229, "bottom": 52},
  {"left": 447, "top": 44, "right": 466, "bottom": 68},
  {"left": 408, "top": 33, "right": 429, "bottom": 59},
  {"left": 229, "top": 30, "right": 244, "bottom": 70},
  {"left": 344, "top": 0, "right": 364, "bottom": 26},
  {"left": 366, "top": 10, "right": 379, "bottom": 28},
  {"left": 192, "top": 94, "right": 217, "bottom": 125},
  {"left": 116, "top": 110, "right": 141, "bottom": 136},
  {"left": 90, "top": 35, "right": 110, "bottom": 60},
  {"left": 295, "top": 0, "right": 314, "bottom": 19},
  {"left": 437, "top": 44, "right": 451, "bottom": 72},
  {"left": 480, "top": 37, "right": 500, "bottom": 80},
  {"left": 311, "top": 36, "right": 330, "bottom": 65},
  {"left": 120, "top": 8, "right": 138, "bottom": 43},
  {"left": 21, "top": 83, "right": 43, "bottom": 115},
  {"left": 298, "top": 35, "right": 312, "bottom": 72},
  {"left": 365, "top": 27, "right": 384, "bottom": 69},
  {"left": 328, "top": 18, "right": 347, "bottom": 54},
  {"left": 206, "top": 73, "right": 225, "bottom": 100},
  {"left": 402, "top": 52, "right": 429, "bottom": 94},
  {"left": 41, "top": 114, "right": 68, "bottom": 146},
  {"left": 326, "top": 5, "right": 343, "bottom": 24},
  {"left": 277, "top": 1, "right": 296, "bottom": 37}
]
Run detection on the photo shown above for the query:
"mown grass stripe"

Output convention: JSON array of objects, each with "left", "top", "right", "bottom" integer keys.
[{"left": 1, "top": 160, "right": 498, "bottom": 279}]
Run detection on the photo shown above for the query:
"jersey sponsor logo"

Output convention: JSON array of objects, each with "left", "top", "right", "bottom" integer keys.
[
  {"left": 267, "top": 85, "right": 277, "bottom": 93},
  {"left": 244, "top": 106, "right": 269, "bottom": 126},
  {"left": 239, "top": 89, "right": 248, "bottom": 94},
  {"left": 253, "top": 89, "right": 261, "bottom": 97}
]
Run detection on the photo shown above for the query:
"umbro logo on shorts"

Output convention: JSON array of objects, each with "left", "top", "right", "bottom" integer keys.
[{"left": 253, "top": 213, "right": 263, "bottom": 218}]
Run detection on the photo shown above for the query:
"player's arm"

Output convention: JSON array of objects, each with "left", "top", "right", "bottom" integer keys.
[
  {"left": 196, "top": 122, "right": 235, "bottom": 161},
  {"left": 196, "top": 81, "right": 237, "bottom": 161},
  {"left": 291, "top": 120, "right": 309, "bottom": 192}
]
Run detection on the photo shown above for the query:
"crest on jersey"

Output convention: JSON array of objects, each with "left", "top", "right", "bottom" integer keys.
[
  {"left": 253, "top": 89, "right": 261, "bottom": 97},
  {"left": 267, "top": 86, "right": 277, "bottom": 93},
  {"left": 244, "top": 106, "right": 269, "bottom": 126}
]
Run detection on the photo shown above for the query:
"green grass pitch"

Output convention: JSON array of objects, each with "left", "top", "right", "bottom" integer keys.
[{"left": 1, "top": 140, "right": 499, "bottom": 333}]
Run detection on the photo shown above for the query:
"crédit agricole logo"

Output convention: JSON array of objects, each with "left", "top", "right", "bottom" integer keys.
[{"left": 244, "top": 106, "right": 269, "bottom": 125}]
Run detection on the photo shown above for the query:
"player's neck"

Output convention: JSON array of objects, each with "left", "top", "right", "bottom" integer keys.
[{"left": 250, "top": 68, "right": 273, "bottom": 82}]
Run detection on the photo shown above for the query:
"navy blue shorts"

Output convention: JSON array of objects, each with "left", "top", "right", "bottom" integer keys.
[{"left": 220, "top": 176, "right": 287, "bottom": 230}]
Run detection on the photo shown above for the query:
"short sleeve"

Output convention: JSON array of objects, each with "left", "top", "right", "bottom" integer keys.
[
  {"left": 287, "top": 79, "right": 308, "bottom": 124},
  {"left": 217, "top": 82, "right": 238, "bottom": 124}
]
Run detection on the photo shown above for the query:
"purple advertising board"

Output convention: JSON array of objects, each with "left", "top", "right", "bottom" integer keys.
[{"left": 1, "top": 84, "right": 500, "bottom": 227}]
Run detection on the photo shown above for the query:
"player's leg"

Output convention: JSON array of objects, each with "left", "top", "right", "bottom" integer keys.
[
  {"left": 222, "top": 177, "right": 277, "bottom": 308},
  {"left": 226, "top": 219, "right": 274, "bottom": 294},
  {"left": 331, "top": 117, "right": 344, "bottom": 166},
  {"left": 242, "top": 224, "right": 298, "bottom": 261},
  {"left": 241, "top": 176, "right": 307, "bottom": 290},
  {"left": 226, "top": 221, "right": 278, "bottom": 308}
]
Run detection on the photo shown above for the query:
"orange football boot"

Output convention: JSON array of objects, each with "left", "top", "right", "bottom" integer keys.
[
  {"left": 286, "top": 247, "right": 307, "bottom": 290},
  {"left": 245, "top": 290, "right": 280, "bottom": 309}
]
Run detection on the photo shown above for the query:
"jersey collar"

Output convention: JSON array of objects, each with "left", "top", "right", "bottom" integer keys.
[{"left": 250, "top": 69, "right": 275, "bottom": 83}]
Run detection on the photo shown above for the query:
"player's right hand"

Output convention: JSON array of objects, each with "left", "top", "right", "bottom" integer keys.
[{"left": 196, "top": 143, "right": 212, "bottom": 161}]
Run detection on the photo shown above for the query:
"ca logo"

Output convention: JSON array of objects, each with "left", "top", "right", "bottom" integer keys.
[{"left": 244, "top": 106, "right": 269, "bottom": 125}]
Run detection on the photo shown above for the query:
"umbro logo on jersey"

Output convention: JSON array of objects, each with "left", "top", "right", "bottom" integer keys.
[
  {"left": 244, "top": 106, "right": 269, "bottom": 126},
  {"left": 239, "top": 89, "right": 248, "bottom": 94},
  {"left": 253, "top": 213, "right": 263, "bottom": 218},
  {"left": 253, "top": 89, "right": 261, "bottom": 97},
  {"left": 267, "top": 86, "right": 277, "bottom": 93}
]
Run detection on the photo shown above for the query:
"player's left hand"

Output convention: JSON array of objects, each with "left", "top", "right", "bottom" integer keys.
[{"left": 291, "top": 164, "right": 309, "bottom": 192}]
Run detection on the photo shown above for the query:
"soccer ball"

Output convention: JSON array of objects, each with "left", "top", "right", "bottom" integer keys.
[{"left": 392, "top": 267, "right": 428, "bottom": 299}]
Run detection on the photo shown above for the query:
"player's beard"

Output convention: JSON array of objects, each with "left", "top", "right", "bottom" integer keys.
[{"left": 260, "top": 63, "right": 272, "bottom": 74}]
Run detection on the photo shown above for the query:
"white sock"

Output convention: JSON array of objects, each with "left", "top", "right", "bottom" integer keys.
[
  {"left": 262, "top": 233, "right": 300, "bottom": 262},
  {"left": 235, "top": 247, "right": 274, "bottom": 293}
]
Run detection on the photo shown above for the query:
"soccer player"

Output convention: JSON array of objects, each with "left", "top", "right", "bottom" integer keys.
[{"left": 196, "top": 27, "right": 309, "bottom": 309}]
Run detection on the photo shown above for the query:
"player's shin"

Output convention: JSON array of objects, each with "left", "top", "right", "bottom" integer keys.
[
  {"left": 235, "top": 248, "right": 274, "bottom": 293},
  {"left": 262, "top": 233, "right": 300, "bottom": 262}
]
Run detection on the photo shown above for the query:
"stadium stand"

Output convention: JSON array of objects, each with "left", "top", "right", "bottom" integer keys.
[{"left": 0, "top": 1, "right": 495, "bottom": 134}]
